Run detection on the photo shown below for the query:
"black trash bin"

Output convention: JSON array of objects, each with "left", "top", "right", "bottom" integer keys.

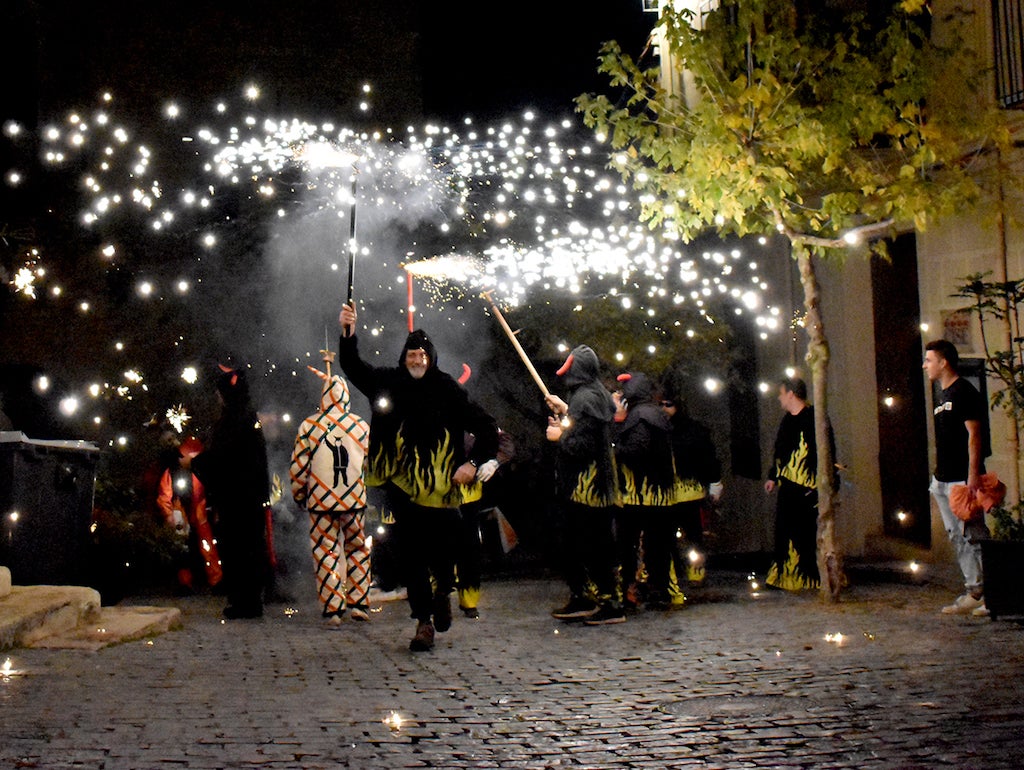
[{"left": 0, "top": 431, "right": 100, "bottom": 585}]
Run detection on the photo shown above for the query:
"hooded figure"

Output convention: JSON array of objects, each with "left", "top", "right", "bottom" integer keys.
[
  {"left": 291, "top": 368, "right": 371, "bottom": 623},
  {"left": 341, "top": 328, "right": 498, "bottom": 508},
  {"left": 337, "top": 309, "right": 499, "bottom": 651},
  {"left": 192, "top": 365, "right": 271, "bottom": 619},
  {"left": 551, "top": 345, "right": 617, "bottom": 507},
  {"left": 615, "top": 372, "right": 675, "bottom": 505},
  {"left": 546, "top": 344, "right": 624, "bottom": 625}
]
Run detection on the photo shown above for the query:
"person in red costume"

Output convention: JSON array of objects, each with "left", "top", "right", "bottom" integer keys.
[{"left": 157, "top": 436, "right": 223, "bottom": 592}]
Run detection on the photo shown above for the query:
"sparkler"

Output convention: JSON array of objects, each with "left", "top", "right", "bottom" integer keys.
[
  {"left": 5, "top": 87, "right": 788, "bottom": 451},
  {"left": 481, "top": 289, "right": 550, "bottom": 399}
]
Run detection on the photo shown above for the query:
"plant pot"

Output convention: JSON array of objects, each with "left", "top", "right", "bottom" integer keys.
[{"left": 979, "top": 538, "right": 1024, "bottom": 620}]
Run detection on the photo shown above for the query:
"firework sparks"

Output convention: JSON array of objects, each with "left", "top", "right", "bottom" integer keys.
[
  {"left": 165, "top": 405, "right": 191, "bottom": 433},
  {"left": 4, "top": 85, "right": 786, "bottom": 448}
]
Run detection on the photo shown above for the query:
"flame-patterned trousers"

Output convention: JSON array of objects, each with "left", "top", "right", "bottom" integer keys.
[{"left": 309, "top": 508, "right": 370, "bottom": 616}]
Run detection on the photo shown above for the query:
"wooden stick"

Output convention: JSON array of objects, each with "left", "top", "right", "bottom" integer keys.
[{"left": 482, "top": 290, "right": 550, "bottom": 398}]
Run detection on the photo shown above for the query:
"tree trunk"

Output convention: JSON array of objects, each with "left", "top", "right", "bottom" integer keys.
[{"left": 794, "top": 244, "right": 844, "bottom": 602}]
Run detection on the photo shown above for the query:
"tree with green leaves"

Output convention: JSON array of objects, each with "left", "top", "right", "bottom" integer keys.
[{"left": 577, "top": 0, "right": 1009, "bottom": 600}]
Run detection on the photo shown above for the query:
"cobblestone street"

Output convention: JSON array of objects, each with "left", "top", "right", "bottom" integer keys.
[{"left": 1, "top": 570, "right": 1021, "bottom": 768}]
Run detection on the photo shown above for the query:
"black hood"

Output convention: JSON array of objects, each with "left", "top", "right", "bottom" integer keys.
[
  {"left": 557, "top": 345, "right": 600, "bottom": 389},
  {"left": 399, "top": 329, "right": 438, "bottom": 373},
  {"left": 215, "top": 365, "right": 252, "bottom": 408},
  {"left": 620, "top": 371, "right": 654, "bottom": 404}
]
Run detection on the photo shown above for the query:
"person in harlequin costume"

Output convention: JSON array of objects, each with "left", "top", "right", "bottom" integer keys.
[
  {"left": 611, "top": 372, "right": 677, "bottom": 610},
  {"left": 338, "top": 302, "right": 499, "bottom": 652},
  {"left": 290, "top": 366, "right": 371, "bottom": 627},
  {"left": 661, "top": 393, "right": 723, "bottom": 600},
  {"left": 546, "top": 345, "right": 625, "bottom": 625},
  {"left": 191, "top": 365, "right": 272, "bottom": 619},
  {"left": 157, "top": 436, "right": 223, "bottom": 592},
  {"left": 764, "top": 376, "right": 836, "bottom": 591}
]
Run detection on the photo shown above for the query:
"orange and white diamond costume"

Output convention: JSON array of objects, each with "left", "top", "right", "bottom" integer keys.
[{"left": 290, "top": 368, "right": 370, "bottom": 618}]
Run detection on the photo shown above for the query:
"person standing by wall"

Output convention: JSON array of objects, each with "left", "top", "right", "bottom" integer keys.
[
  {"left": 764, "top": 376, "right": 835, "bottom": 592},
  {"left": 922, "top": 339, "right": 991, "bottom": 617},
  {"left": 290, "top": 367, "right": 371, "bottom": 627},
  {"left": 337, "top": 302, "right": 499, "bottom": 651}
]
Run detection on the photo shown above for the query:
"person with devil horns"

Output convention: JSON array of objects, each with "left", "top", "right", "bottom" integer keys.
[
  {"left": 190, "top": 365, "right": 272, "bottom": 619},
  {"left": 545, "top": 344, "right": 625, "bottom": 625},
  {"left": 338, "top": 302, "right": 499, "bottom": 652}
]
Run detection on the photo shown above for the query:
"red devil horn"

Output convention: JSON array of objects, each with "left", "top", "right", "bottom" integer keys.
[
  {"left": 556, "top": 353, "right": 574, "bottom": 377},
  {"left": 617, "top": 373, "right": 632, "bottom": 383},
  {"left": 218, "top": 363, "right": 233, "bottom": 373},
  {"left": 458, "top": 363, "right": 472, "bottom": 385}
]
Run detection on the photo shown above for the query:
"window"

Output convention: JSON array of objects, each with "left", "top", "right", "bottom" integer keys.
[{"left": 993, "top": 0, "right": 1024, "bottom": 107}]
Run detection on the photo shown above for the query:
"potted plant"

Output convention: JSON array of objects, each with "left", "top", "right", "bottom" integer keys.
[{"left": 953, "top": 273, "right": 1024, "bottom": 619}]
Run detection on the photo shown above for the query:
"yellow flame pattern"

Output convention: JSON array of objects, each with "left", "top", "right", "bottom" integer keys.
[
  {"left": 570, "top": 463, "right": 617, "bottom": 507},
  {"left": 619, "top": 467, "right": 676, "bottom": 506},
  {"left": 366, "top": 429, "right": 483, "bottom": 508},
  {"left": 766, "top": 541, "right": 820, "bottom": 591},
  {"left": 777, "top": 433, "right": 815, "bottom": 489}
]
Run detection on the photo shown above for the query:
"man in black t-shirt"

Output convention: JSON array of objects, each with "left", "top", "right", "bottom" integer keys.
[{"left": 923, "top": 340, "right": 991, "bottom": 617}]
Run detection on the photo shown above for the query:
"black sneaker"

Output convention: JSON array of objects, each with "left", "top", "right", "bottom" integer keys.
[
  {"left": 460, "top": 605, "right": 480, "bottom": 619},
  {"left": 433, "top": 592, "right": 453, "bottom": 632},
  {"left": 409, "top": 621, "right": 435, "bottom": 651},
  {"left": 551, "top": 597, "right": 599, "bottom": 620},
  {"left": 584, "top": 605, "right": 627, "bottom": 625}
]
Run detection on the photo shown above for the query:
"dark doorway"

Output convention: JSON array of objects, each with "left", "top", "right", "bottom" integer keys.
[{"left": 872, "top": 233, "right": 931, "bottom": 545}]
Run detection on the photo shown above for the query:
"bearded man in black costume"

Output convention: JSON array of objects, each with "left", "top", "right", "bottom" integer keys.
[{"left": 338, "top": 302, "right": 498, "bottom": 652}]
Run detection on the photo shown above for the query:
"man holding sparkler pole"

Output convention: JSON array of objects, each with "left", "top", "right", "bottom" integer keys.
[
  {"left": 337, "top": 301, "right": 499, "bottom": 651},
  {"left": 545, "top": 345, "right": 625, "bottom": 626}
]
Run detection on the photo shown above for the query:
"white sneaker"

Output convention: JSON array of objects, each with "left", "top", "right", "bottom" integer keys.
[
  {"left": 971, "top": 603, "right": 991, "bottom": 618},
  {"left": 941, "top": 593, "right": 985, "bottom": 615}
]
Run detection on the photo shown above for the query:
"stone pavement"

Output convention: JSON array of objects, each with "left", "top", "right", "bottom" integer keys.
[{"left": 1, "top": 567, "right": 1022, "bottom": 769}]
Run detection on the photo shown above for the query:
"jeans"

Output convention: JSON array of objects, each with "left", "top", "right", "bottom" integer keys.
[{"left": 929, "top": 477, "right": 989, "bottom": 593}]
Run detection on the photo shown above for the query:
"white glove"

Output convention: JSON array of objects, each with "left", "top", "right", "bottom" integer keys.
[
  {"left": 708, "top": 482, "right": 724, "bottom": 502},
  {"left": 476, "top": 459, "right": 500, "bottom": 482}
]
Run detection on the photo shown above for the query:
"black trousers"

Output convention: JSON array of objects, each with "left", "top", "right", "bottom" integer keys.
[{"left": 388, "top": 485, "right": 460, "bottom": 623}]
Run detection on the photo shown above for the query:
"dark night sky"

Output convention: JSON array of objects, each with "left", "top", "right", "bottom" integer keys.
[
  {"left": 4, "top": 1, "right": 656, "bottom": 126},
  {"left": 0, "top": 2, "right": 658, "bottom": 440}
]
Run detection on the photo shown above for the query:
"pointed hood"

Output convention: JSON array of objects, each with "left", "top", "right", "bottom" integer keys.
[
  {"left": 619, "top": 371, "right": 654, "bottom": 404},
  {"left": 557, "top": 344, "right": 613, "bottom": 422},
  {"left": 556, "top": 345, "right": 600, "bottom": 389},
  {"left": 215, "top": 364, "right": 251, "bottom": 407},
  {"left": 399, "top": 329, "right": 438, "bottom": 373},
  {"left": 307, "top": 366, "right": 352, "bottom": 417}
]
